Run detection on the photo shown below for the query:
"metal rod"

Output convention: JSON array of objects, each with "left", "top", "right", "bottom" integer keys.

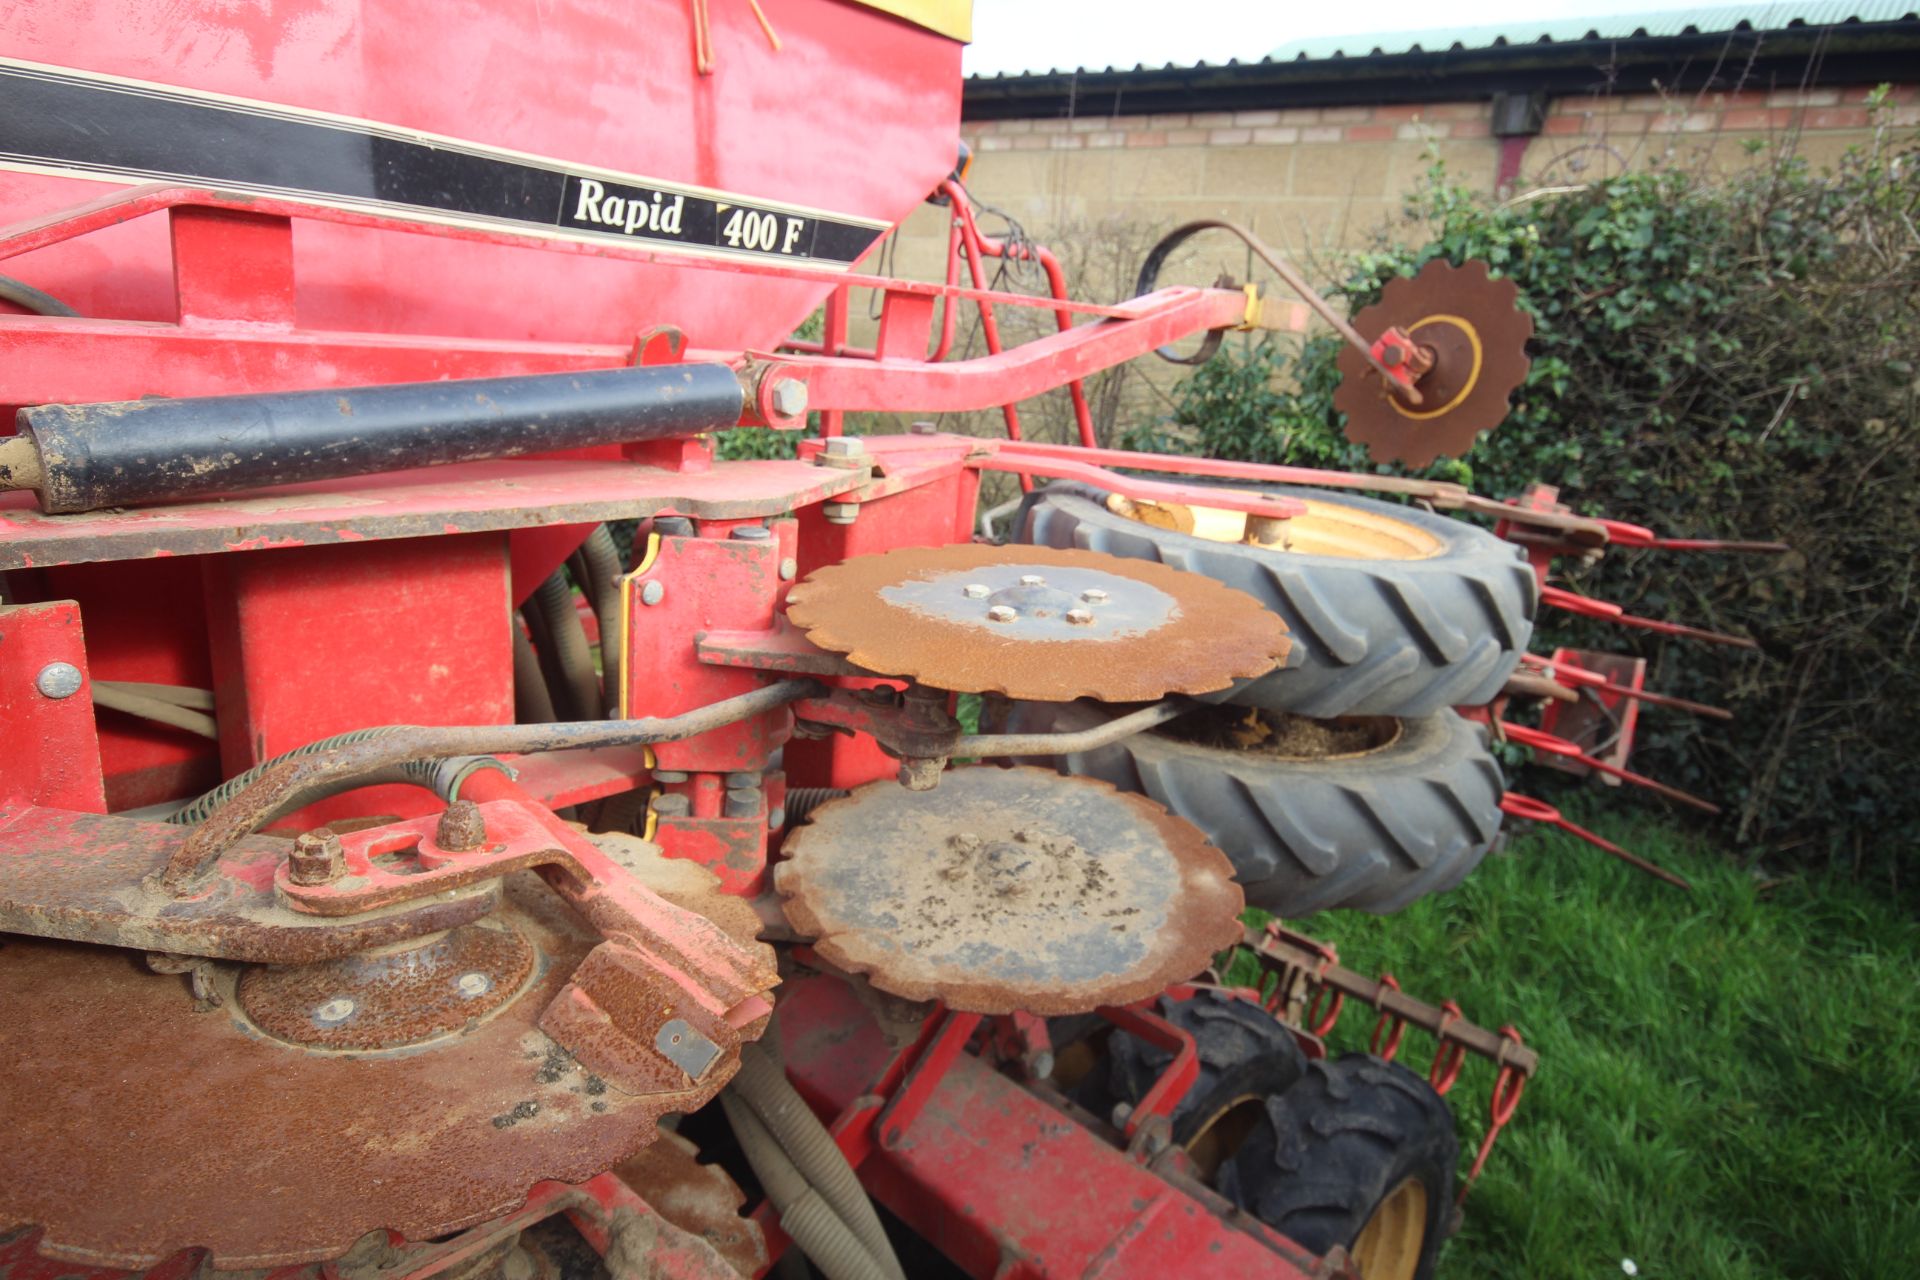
[
  {"left": 168, "top": 680, "right": 822, "bottom": 890},
  {"left": 958, "top": 698, "right": 1192, "bottom": 759}
]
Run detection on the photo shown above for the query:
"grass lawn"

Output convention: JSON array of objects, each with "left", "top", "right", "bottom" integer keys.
[{"left": 1280, "top": 801, "right": 1920, "bottom": 1280}]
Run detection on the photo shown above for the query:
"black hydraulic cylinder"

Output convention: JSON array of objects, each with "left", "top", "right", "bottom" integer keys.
[{"left": 14, "top": 363, "right": 747, "bottom": 514}]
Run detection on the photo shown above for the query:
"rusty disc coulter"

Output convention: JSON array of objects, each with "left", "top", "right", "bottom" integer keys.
[
  {"left": 784, "top": 542, "right": 1288, "bottom": 702},
  {"left": 0, "top": 845, "right": 773, "bottom": 1269},
  {"left": 776, "top": 767, "right": 1246, "bottom": 1015},
  {"left": 1333, "top": 258, "right": 1534, "bottom": 467}
]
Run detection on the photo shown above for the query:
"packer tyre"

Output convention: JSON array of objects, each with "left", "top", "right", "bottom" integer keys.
[
  {"left": 1011, "top": 701, "right": 1503, "bottom": 916},
  {"left": 1016, "top": 483, "right": 1537, "bottom": 718},
  {"left": 1221, "top": 1054, "right": 1457, "bottom": 1280},
  {"left": 1106, "top": 991, "right": 1308, "bottom": 1173}
]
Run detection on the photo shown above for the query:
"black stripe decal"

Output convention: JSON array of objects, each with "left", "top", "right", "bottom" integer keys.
[{"left": 0, "top": 61, "right": 885, "bottom": 266}]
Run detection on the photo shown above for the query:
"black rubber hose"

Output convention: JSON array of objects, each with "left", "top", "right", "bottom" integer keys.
[
  {"left": 578, "top": 526, "right": 627, "bottom": 712},
  {"left": 512, "top": 621, "right": 558, "bottom": 724},
  {"left": 0, "top": 275, "right": 79, "bottom": 318},
  {"left": 166, "top": 727, "right": 440, "bottom": 826},
  {"left": 532, "top": 569, "right": 603, "bottom": 722}
]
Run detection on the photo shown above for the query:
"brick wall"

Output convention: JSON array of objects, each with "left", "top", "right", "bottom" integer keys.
[{"left": 883, "top": 84, "right": 1916, "bottom": 289}]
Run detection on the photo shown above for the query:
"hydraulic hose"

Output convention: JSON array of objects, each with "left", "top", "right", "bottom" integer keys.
[
  {"left": 730, "top": 1044, "right": 904, "bottom": 1280},
  {"left": 720, "top": 1092, "right": 898, "bottom": 1280},
  {"left": 165, "top": 727, "right": 442, "bottom": 827},
  {"left": 532, "top": 568, "right": 603, "bottom": 721},
  {"left": 165, "top": 679, "right": 820, "bottom": 887},
  {"left": 0, "top": 274, "right": 79, "bottom": 318},
  {"left": 91, "top": 683, "right": 218, "bottom": 740},
  {"left": 577, "top": 525, "right": 627, "bottom": 711},
  {"left": 512, "top": 622, "right": 558, "bottom": 724}
]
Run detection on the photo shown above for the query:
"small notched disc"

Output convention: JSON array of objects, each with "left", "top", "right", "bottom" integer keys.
[
  {"left": 785, "top": 543, "right": 1288, "bottom": 701},
  {"left": 1333, "top": 258, "right": 1534, "bottom": 466},
  {"left": 775, "top": 766, "right": 1246, "bottom": 1015}
]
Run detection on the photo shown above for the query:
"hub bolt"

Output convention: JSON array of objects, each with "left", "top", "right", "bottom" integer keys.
[
  {"left": 34, "top": 662, "right": 83, "bottom": 700},
  {"left": 288, "top": 828, "right": 346, "bottom": 886},
  {"left": 1065, "top": 608, "right": 1095, "bottom": 625},
  {"left": 314, "top": 997, "right": 357, "bottom": 1025},
  {"left": 435, "top": 799, "right": 488, "bottom": 853},
  {"left": 1018, "top": 574, "right": 1046, "bottom": 587},
  {"left": 986, "top": 605, "right": 1017, "bottom": 623},
  {"left": 962, "top": 583, "right": 990, "bottom": 599},
  {"left": 1080, "top": 588, "right": 1109, "bottom": 604}
]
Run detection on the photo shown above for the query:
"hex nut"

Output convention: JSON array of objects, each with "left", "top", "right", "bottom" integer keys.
[
  {"left": 986, "top": 605, "right": 1018, "bottom": 623},
  {"left": 822, "top": 435, "right": 866, "bottom": 458},
  {"left": 34, "top": 662, "right": 83, "bottom": 700},
  {"left": 1065, "top": 608, "right": 1095, "bottom": 625},
  {"left": 730, "top": 525, "right": 772, "bottom": 541},
  {"left": 1018, "top": 574, "right": 1046, "bottom": 587},
  {"left": 1080, "top": 588, "right": 1110, "bottom": 604},
  {"left": 822, "top": 502, "right": 859, "bottom": 525},
  {"left": 652, "top": 792, "right": 691, "bottom": 817},
  {"left": 962, "top": 583, "right": 991, "bottom": 599},
  {"left": 435, "top": 799, "right": 489, "bottom": 853},
  {"left": 770, "top": 379, "right": 809, "bottom": 419},
  {"left": 288, "top": 828, "right": 346, "bottom": 887}
]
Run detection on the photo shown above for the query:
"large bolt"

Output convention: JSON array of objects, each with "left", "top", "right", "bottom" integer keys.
[
  {"left": 1065, "top": 608, "right": 1095, "bottom": 625},
  {"left": 652, "top": 792, "right": 691, "bottom": 817},
  {"left": 640, "top": 580, "right": 666, "bottom": 606},
  {"left": 725, "top": 770, "right": 761, "bottom": 789},
  {"left": 653, "top": 769, "right": 690, "bottom": 784},
  {"left": 730, "top": 525, "right": 771, "bottom": 541},
  {"left": 910, "top": 420, "right": 938, "bottom": 435},
  {"left": 822, "top": 435, "right": 866, "bottom": 459},
  {"left": 288, "top": 828, "right": 346, "bottom": 886},
  {"left": 770, "top": 379, "right": 809, "bottom": 419},
  {"left": 436, "top": 799, "right": 488, "bottom": 852},
  {"left": 724, "top": 787, "right": 760, "bottom": 818},
  {"left": 986, "top": 605, "right": 1017, "bottom": 623},
  {"left": 654, "top": 516, "right": 695, "bottom": 537},
  {"left": 1080, "top": 588, "right": 1110, "bottom": 604},
  {"left": 822, "top": 502, "right": 859, "bottom": 525},
  {"left": 34, "top": 662, "right": 83, "bottom": 700}
]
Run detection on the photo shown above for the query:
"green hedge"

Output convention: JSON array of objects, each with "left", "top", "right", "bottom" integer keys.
[{"left": 1134, "top": 105, "right": 1920, "bottom": 887}]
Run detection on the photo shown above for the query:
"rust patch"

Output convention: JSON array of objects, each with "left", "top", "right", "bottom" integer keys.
[
  {"left": 775, "top": 766, "right": 1244, "bottom": 1015},
  {"left": 784, "top": 543, "right": 1288, "bottom": 702},
  {"left": 236, "top": 921, "right": 537, "bottom": 1050},
  {"left": 0, "top": 877, "right": 742, "bottom": 1270},
  {"left": 614, "top": 1131, "right": 767, "bottom": 1278}
]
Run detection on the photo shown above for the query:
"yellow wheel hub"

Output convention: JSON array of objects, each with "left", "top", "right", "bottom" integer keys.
[
  {"left": 1350, "top": 1176, "right": 1429, "bottom": 1280},
  {"left": 1107, "top": 493, "right": 1442, "bottom": 560}
]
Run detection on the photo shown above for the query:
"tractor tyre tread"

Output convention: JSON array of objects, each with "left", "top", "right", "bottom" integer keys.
[
  {"left": 1015, "top": 483, "right": 1537, "bottom": 718},
  {"left": 1107, "top": 991, "right": 1308, "bottom": 1146},
  {"left": 1012, "top": 702, "right": 1502, "bottom": 917},
  {"left": 1221, "top": 1053, "right": 1456, "bottom": 1280}
]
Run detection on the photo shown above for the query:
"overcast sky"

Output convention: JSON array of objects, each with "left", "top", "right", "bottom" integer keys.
[{"left": 961, "top": 0, "right": 1767, "bottom": 75}]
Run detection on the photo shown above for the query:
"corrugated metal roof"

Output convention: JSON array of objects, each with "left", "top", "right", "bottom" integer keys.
[
  {"left": 1267, "top": 3, "right": 1919, "bottom": 62},
  {"left": 967, "top": 3, "right": 1918, "bottom": 80}
]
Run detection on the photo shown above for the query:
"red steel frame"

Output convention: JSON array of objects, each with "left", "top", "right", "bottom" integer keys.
[{"left": 0, "top": 178, "right": 1371, "bottom": 1280}]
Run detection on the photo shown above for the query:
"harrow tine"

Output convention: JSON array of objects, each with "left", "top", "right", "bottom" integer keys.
[
  {"left": 1520, "top": 653, "right": 1735, "bottom": 721},
  {"left": 1540, "top": 585, "right": 1760, "bottom": 650},
  {"left": 1497, "top": 721, "right": 1723, "bottom": 815},
  {"left": 1500, "top": 794, "right": 1693, "bottom": 890}
]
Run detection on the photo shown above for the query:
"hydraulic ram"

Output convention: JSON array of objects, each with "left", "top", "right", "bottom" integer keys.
[{"left": 0, "top": 363, "right": 747, "bottom": 513}]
